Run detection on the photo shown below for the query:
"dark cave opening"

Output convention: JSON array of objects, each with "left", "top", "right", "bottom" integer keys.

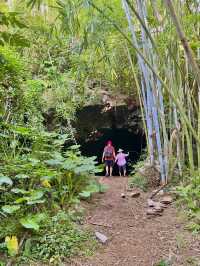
[{"left": 79, "top": 128, "right": 146, "bottom": 176}]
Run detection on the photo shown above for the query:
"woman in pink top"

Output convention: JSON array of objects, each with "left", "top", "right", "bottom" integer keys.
[{"left": 115, "top": 149, "right": 129, "bottom": 177}]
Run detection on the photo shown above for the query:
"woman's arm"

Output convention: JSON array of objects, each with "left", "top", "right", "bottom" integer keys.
[
  {"left": 113, "top": 148, "right": 116, "bottom": 159},
  {"left": 102, "top": 151, "right": 105, "bottom": 162}
]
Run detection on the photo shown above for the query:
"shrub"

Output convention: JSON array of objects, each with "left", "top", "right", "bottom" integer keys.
[
  {"left": 20, "top": 211, "right": 96, "bottom": 264},
  {"left": 0, "top": 127, "right": 100, "bottom": 262},
  {"left": 176, "top": 170, "right": 200, "bottom": 233},
  {"left": 129, "top": 157, "right": 148, "bottom": 191},
  {"left": 0, "top": 45, "right": 25, "bottom": 119}
]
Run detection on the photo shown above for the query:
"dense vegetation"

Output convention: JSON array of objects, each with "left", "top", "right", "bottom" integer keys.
[{"left": 0, "top": 0, "right": 200, "bottom": 264}]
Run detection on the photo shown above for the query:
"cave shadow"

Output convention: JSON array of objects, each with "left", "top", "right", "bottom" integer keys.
[{"left": 79, "top": 128, "right": 146, "bottom": 176}]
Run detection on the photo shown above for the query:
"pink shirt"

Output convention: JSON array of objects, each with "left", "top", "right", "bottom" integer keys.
[{"left": 115, "top": 153, "right": 128, "bottom": 166}]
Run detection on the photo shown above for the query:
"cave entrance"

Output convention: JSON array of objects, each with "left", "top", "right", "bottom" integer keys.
[{"left": 80, "top": 128, "right": 146, "bottom": 176}]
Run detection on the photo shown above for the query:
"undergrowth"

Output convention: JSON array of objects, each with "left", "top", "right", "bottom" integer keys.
[
  {"left": 129, "top": 155, "right": 148, "bottom": 192},
  {"left": 0, "top": 125, "right": 102, "bottom": 264},
  {"left": 176, "top": 170, "right": 200, "bottom": 234},
  {"left": 17, "top": 210, "right": 97, "bottom": 265}
]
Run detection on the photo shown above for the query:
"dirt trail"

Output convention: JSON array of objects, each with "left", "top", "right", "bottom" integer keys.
[{"left": 71, "top": 177, "right": 200, "bottom": 266}]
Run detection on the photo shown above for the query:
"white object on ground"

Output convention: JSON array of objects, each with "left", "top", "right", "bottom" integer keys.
[{"left": 95, "top": 232, "right": 108, "bottom": 243}]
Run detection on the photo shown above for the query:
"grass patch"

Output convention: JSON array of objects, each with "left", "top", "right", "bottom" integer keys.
[{"left": 129, "top": 173, "right": 148, "bottom": 192}]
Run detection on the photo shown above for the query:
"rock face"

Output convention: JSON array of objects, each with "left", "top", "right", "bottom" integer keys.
[
  {"left": 44, "top": 102, "right": 146, "bottom": 170},
  {"left": 74, "top": 104, "right": 146, "bottom": 169},
  {"left": 74, "top": 104, "right": 143, "bottom": 141}
]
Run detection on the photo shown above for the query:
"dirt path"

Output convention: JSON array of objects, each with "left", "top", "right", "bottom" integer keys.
[{"left": 71, "top": 177, "right": 200, "bottom": 266}]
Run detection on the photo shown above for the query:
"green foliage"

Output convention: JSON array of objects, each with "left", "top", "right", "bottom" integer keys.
[
  {"left": 0, "top": 11, "right": 29, "bottom": 47},
  {"left": 0, "top": 127, "right": 99, "bottom": 211},
  {"left": 20, "top": 213, "right": 46, "bottom": 231},
  {"left": 20, "top": 210, "right": 96, "bottom": 264},
  {"left": 78, "top": 178, "right": 107, "bottom": 199},
  {"left": 176, "top": 170, "right": 200, "bottom": 233},
  {"left": 0, "top": 175, "right": 13, "bottom": 186},
  {"left": 129, "top": 157, "right": 148, "bottom": 192},
  {"left": 2, "top": 205, "right": 20, "bottom": 214},
  {"left": 0, "top": 124, "right": 99, "bottom": 262},
  {"left": 129, "top": 174, "right": 148, "bottom": 192},
  {"left": 0, "top": 45, "right": 24, "bottom": 78},
  {"left": 154, "top": 260, "right": 170, "bottom": 266},
  {"left": 0, "top": 45, "right": 25, "bottom": 121}
]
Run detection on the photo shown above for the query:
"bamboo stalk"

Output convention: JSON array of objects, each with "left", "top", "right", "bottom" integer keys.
[{"left": 164, "top": 0, "right": 200, "bottom": 88}]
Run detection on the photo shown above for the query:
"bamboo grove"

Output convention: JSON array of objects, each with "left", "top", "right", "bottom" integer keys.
[{"left": 121, "top": 0, "right": 200, "bottom": 183}]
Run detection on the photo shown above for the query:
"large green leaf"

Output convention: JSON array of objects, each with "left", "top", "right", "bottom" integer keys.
[
  {"left": 2, "top": 205, "right": 20, "bottom": 214},
  {"left": 27, "top": 199, "right": 45, "bottom": 205},
  {"left": 15, "top": 174, "right": 29, "bottom": 179},
  {"left": 20, "top": 213, "right": 46, "bottom": 231},
  {"left": 40, "top": 175, "right": 55, "bottom": 181},
  {"left": 0, "top": 133, "right": 9, "bottom": 138},
  {"left": 45, "top": 159, "right": 63, "bottom": 167},
  {"left": 28, "top": 158, "right": 40, "bottom": 166},
  {"left": 70, "top": 144, "right": 81, "bottom": 150},
  {"left": 15, "top": 197, "right": 28, "bottom": 204},
  {"left": 20, "top": 217, "right": 40, "bottom": 231},
  {"left": 11, "top": 188, "right": 29, "bottom": 194},
  {"left": 0, "top": 175, "right": 13, "bottom": 186},
  {"left": 29, "top": 190, "right": 44, "bottom": 200},
  {"left": 15, "top": 190, "right": 44, "bottom": 204},
  {"left": 79, "top": 191, "right": 91, "bottom": 199},
  {"left": 12, "top": 126, "right": 32, "bottom": 135},
  {"left": 62, "top": 160, "right": 76, "bottom": 171}
]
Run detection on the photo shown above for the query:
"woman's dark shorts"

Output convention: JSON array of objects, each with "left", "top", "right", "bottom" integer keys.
[{"left": 105, "top": 160, "right": 114, "bottom": 167}]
